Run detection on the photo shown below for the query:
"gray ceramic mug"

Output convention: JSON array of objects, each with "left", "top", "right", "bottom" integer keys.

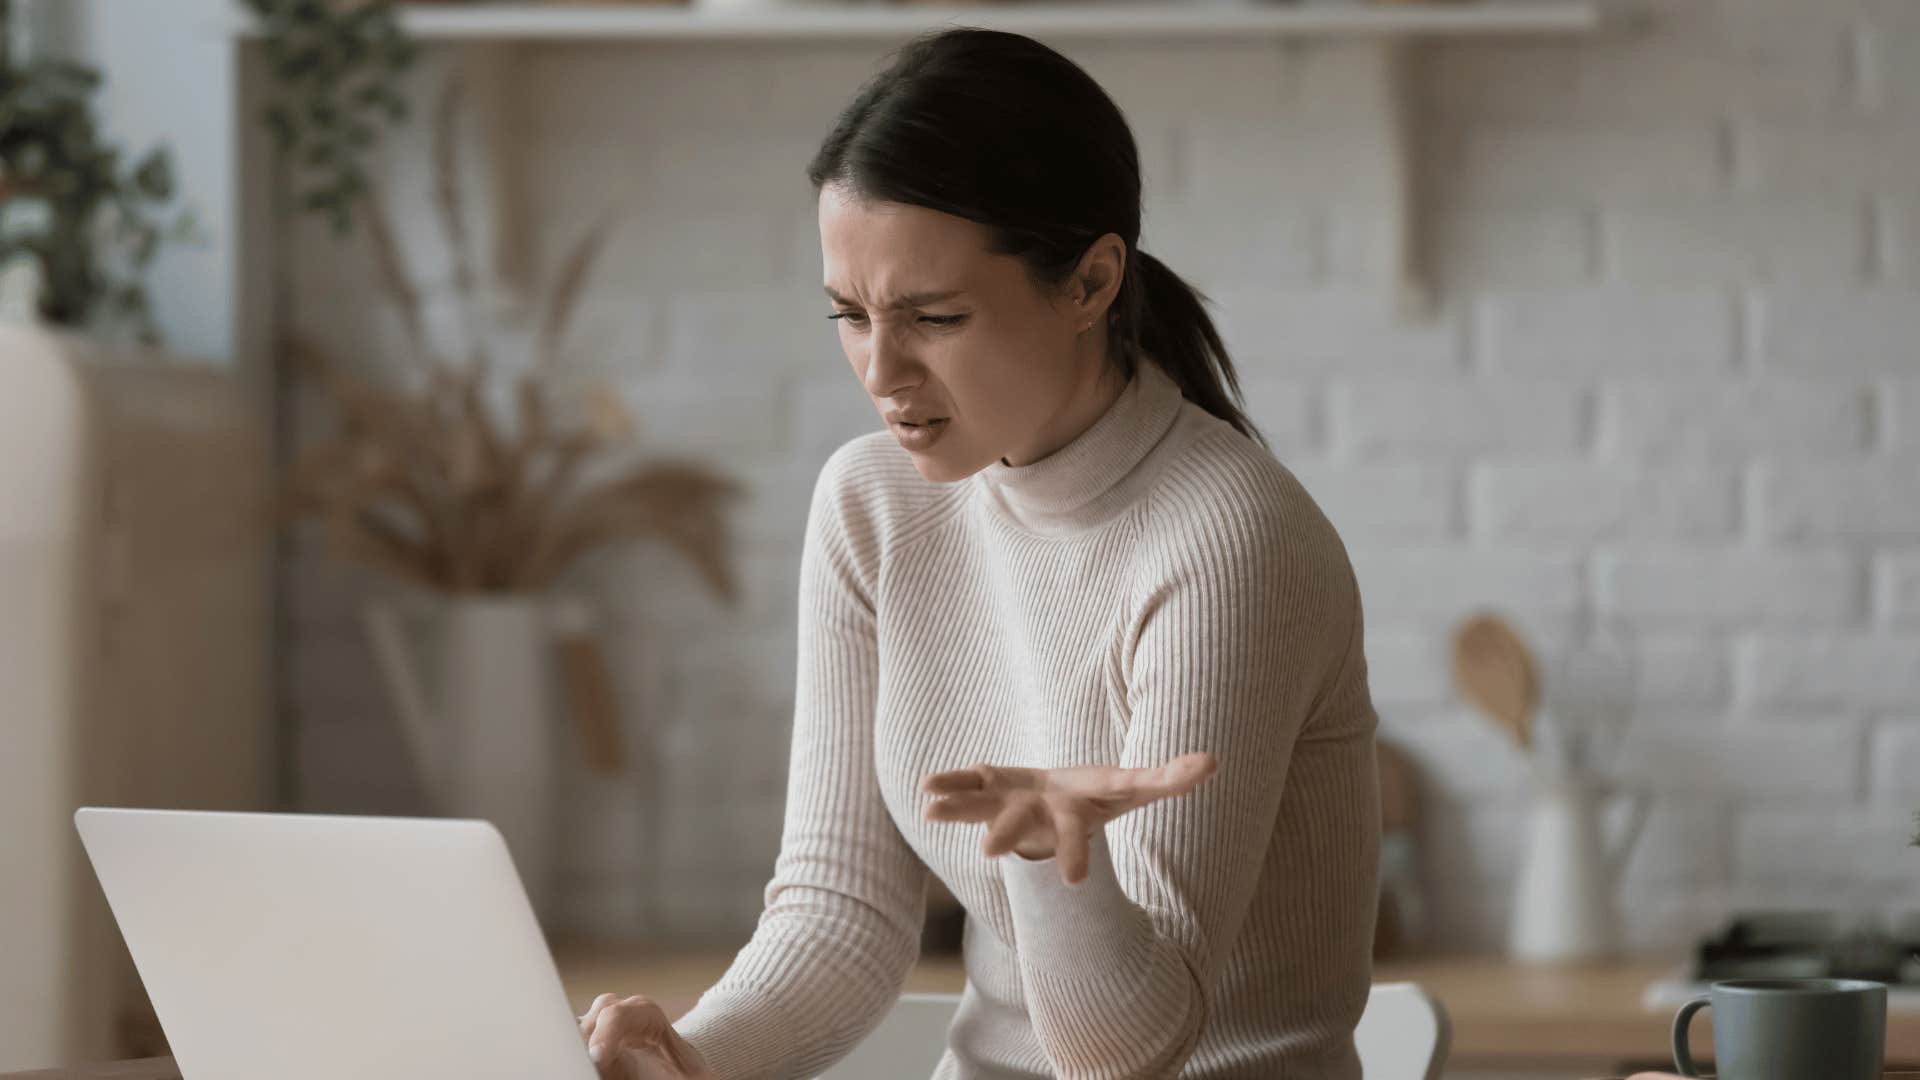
[{"left": 1671, "top": 977, "right": 1887, "bottom": 1079}]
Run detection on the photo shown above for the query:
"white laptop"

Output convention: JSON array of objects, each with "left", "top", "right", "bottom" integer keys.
[{"left": 73, "top": 807, "right": 598, "bottom": 1080}]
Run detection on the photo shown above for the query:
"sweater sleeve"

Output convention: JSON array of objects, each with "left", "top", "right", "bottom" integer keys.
[
  {"left": 674, "top": 449, "right": 931, "bottom": 1079},
  {"left": 998, "top": 486, "right": 1361, "bottom": 1079}
]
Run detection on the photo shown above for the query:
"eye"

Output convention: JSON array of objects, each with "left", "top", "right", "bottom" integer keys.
[
  {"left": 919, "top": 314, "right": 967, "bottom": 328},
  {"left": 827, "top": 311, "right": 869, "bottom": 327}
]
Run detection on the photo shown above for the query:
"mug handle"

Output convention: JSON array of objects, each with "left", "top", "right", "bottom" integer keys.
[{"left": 1671, "top": 994, "right": 1711, "bottom": 1077}]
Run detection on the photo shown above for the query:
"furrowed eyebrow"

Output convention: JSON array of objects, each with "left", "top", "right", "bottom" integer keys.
[{"left": 824, "top": 286, "right": 964, "bottom": 309}]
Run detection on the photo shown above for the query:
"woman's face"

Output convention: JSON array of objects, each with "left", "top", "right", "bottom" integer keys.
[{"left": 817, "top": 181, "right": 1119, "bottom": 482}]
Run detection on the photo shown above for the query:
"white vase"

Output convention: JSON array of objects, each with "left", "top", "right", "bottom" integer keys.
[
  {"left": 1508, "top": 769, "right": 1648, "bottom": 963},
  {"left": 363, "top": 592, "right": 589, "bottom": 925},
  {"left": 0, "top": 253, "right": 46, "bottom": 326}
]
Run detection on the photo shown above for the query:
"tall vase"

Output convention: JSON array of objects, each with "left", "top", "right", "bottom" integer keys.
[
  {"left": 1508, "top": 770, "right": 1648, "bottom": 963},
  {"left": 362, "top": 592, "right": 578, "bottom": 925}
]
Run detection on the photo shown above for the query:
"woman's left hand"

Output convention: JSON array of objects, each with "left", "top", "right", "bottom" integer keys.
[{"left": 921, "top": 752, "right": 1218, "bottom": 884}]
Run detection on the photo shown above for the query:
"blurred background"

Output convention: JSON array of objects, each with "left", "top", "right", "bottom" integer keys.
[{"left": 2, "top": 0, "right": 1916, "bottom": 1077}]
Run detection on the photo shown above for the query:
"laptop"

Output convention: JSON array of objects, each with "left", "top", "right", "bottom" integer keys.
[{"left": 74, "top": 807, "right": 598, "bottom": 1080}]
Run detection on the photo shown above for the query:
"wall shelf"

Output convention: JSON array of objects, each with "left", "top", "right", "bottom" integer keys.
[
  {"left": 253, "top": 2, "right": 1608, "bottom": 43},
  {"left": 117, "top": 0, "right": 1612, "bottom": 366}
]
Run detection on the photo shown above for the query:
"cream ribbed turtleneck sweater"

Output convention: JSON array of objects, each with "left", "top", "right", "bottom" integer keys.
[{"left": 673, "top": 361, "right": 1380, "bottom": 1079}]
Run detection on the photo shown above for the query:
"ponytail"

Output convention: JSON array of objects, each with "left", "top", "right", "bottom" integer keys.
[{"left": 1119, "top": 251, "right": 1267, "bottom": 449}]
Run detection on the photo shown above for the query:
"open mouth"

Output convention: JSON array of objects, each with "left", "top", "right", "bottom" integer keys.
[{"left": 891, "top": 417, "right": 951, "bottom": 449}]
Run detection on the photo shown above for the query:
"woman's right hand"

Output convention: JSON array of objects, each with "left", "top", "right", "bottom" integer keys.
[
  {"left": 578, "top": 993, "right": 717, "bottom": 1080},
  {"left": 921, "top": 752, "right": 1218, "bottom": 884}
]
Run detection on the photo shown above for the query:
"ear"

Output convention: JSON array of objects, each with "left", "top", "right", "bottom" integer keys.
[{"left": 1070, "top": 233, "right": 1128, "bottom": 327}]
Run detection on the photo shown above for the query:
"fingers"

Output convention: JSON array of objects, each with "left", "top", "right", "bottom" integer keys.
[
  {"left": 1153, "top": 752, "right": 1218, "bottom": 797},
  {"left": 580, "top": 992, "right": 620, "bottom": 1038},
  {"left": 981, "top": 801, "right": 1039, "bottom": 858},
  {"left": 921, "top": 767, "right": 989, "bottom": 795},
  {"left": 584, "top": 996, "right": 674, "bottom": 1069},
  {"left": 626, "top": 1048, "right": 689, "bottom": 1080},
  {"left": 1100, "top": 752, "right": 1218, "bottom": 814},
  {"left": 926, "top": 756, "right": 1212, "bottom": 871},
  {"left": 923, "top": 763, "right": 1042, "bottom": 796},
  {"left": 1054, "top": 809, "right": 1091, "bottom": 885},
  {"left": 597, "top": 1049, "right": 636, "bottom": 1080},
  {"left": 925, "top": 790, "right": 1001, "bottom": 823},
  {"left": 578, "top": 994, "right": 712, "bottom": 1079}
]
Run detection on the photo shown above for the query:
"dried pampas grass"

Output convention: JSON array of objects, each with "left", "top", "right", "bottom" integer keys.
[{"left": 282, "top": 71, "right": 740, "bottom": 600}]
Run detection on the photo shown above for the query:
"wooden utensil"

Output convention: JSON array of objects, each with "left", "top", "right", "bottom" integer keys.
[
  {"left": 1451, "top": 612, "right": 1540, "bottom": 753},
  {"left": 557, "top": 632, "right": 626, "bottom": 774}
]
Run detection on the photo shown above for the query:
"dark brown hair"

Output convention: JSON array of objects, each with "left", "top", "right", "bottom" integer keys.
[{"left": 806, "top": 27, "right": 1265, "bottom": 447}]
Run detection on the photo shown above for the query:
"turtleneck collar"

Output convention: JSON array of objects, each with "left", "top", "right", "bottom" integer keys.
[{"left": 974, "top": 361, "right": 1187, "bottom": 535}]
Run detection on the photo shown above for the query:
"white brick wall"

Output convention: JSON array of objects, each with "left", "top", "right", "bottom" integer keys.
[
  {"left": 1740, "top": 635, "right": 1920, "bottom": 710},
  {"left": 1207, "top": 285, "right": 1463, "bottom": 373},
  {"left": 1758, "top": 462, "right": 1920, "bottom": 542},
  {"left": 1477, "top": 287, "right": 1736, "bottom": 373},
  {"left": 1889, "top": 378, "right": 1920, "bottom": 450},
  {"left": 1878, "top": 198, "right": 1920, "bottom": 280},
  {"left": 282, "top": 0, "right": 1920, "bottom": 951},
  {"left": 1594, "top": 550, "right": 1862, "bottom": 627},
  {"left": 1431, "top": 207, "right": 1594, "bottom": 288},
  {"left": 1739, "top": 124, "right": 1920, "bottom": 195},
  {"left": 1736, "top": 807, "right": 1918, "bottom": 888},
  {"left": 1632, "top": 636, "right": 1734, "bottom": 706},
  {"left": 1756, "top": 288, "right": 1920, "bottom": 373},
  {"left": 1603, "top": 195, "right": 1867, "bottom": 283},
  {"left": 1233, "top": 379, "right": 1319, "bottom": 457},
  {"left": 1347, "top": 547, "right": 1586, "bottom": 622},
  {"left": 1438, "top": 123, "right": 1725, "bottom": 204},
  {"left": 1867, "top": 722, "right": 1920, "bottom": 807},
  {"left": 1473, "top": 463, "right": 1738, "bottom": 542},
  {"left": 1881, "top": 553, "right": 1920, "bottom": 626},
  {"left": 1598, "top": 379, "right": 1872, "bottom": 458},
  {"left": 1617, "top": 719, "right": 1864, "bottom": 800},
  {"left": 1330, "top": 381, "right": 1588, "bottom": 457},
  {"left": 1291, "top": 461, "right": 1457, "bottom": 539},
  {"left": 1619, "top": 800, "right": 1733, "bottom": 889}
]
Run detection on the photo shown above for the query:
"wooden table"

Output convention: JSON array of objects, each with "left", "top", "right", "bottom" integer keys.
[
  {"left": 466, "top": 946, "right": 1920, "bottom": 1073},
  {"left": 13, "top": 949, "right": 1920, "bottom": 1078},
  {"left": 1370, "top": 954, "right": 1920, "bottom": 1072},
  {"left": 0, "top": 1064, "right": 178, "bottom": 1080},
  {"left": 13, "top": 1063, "right": 1918, "bottom": 1080}
]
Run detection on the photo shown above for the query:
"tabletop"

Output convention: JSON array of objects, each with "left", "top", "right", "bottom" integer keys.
[
  {"left": 1, "top": 1063, "right": 178, "bottom": 1080},
  {"left": 11, "top": 950, "right": 1918, "bottom": 1078},
  {"left": 14, "top": 1052, "right": 1920, "bottom": 1077}
]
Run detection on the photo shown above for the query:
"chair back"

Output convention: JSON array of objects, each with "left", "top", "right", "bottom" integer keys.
[
  {"left": 818, "top": 980, "right": 1452, "bottom": 1079},
  {"left": 1355, "top": 981, "right": 1452, "bottom": 1080},
  {"left": 815, "top": 993, "right": 961, "bottom": 1080}
]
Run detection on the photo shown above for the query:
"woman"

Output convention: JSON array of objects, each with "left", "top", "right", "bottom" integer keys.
[{"left": 579, "top": 27, "right": 1380, "bottom": 1080}]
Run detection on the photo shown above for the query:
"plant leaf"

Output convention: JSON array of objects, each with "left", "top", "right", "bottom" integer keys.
[{"left": 536, "top": 214, "right": 619, "bottom": 370}]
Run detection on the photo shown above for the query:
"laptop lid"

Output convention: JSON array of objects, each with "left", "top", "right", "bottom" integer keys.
[{"left": 74, "top": 807, "right": 597, "bottom": 1080}]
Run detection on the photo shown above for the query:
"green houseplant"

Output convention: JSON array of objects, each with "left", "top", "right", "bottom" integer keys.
[
  {"left": 0, "top": 0, "right": 194, "bottom": 343},
  {"left": 243, "top": 0, "right": 418, "bottom": 235}
]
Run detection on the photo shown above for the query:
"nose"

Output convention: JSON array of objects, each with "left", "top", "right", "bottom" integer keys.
[{"left": 862, "top": 325, "right": 920, "bottom": 400}]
